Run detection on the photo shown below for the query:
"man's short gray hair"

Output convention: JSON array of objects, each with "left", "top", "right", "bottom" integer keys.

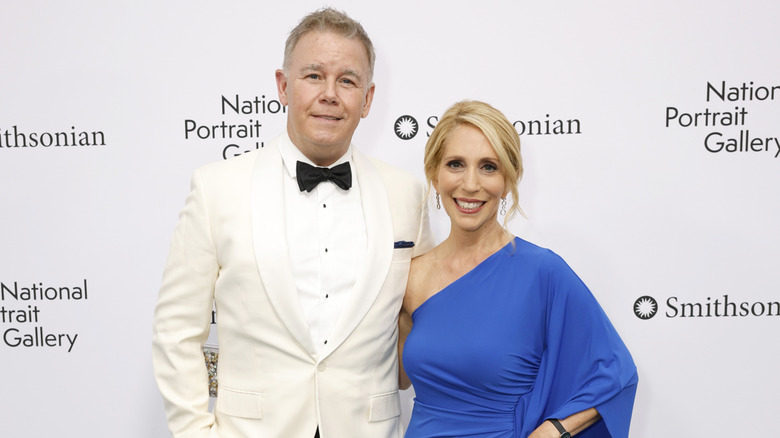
[{"left": 282, "top": 8, "right": 376, "bottom": 85}]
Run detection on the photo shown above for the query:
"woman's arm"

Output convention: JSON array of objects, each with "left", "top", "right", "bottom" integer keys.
[
  {"left": 397, "top": 308, "right": 414, "bottom": 389},
  {"left": 528, "top": 408, "right": 601, "bottom": 438}
]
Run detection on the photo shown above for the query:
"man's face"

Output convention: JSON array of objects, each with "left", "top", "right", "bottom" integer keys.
[{"left": 276, "top": 31, "right": 375, "bottom": 166}]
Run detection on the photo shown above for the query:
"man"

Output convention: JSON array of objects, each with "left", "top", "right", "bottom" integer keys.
[{"left": 152, "top": 8, "right": 432, "bottom": 438}]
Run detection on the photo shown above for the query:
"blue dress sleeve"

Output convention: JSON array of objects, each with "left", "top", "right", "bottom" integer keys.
[{"left": 516, "top": 250, "right": 638, "bottom": 438}]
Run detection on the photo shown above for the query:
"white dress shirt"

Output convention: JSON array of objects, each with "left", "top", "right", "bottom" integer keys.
[{"left": 278, "top": 136, "right": 367, "bottom": 356}]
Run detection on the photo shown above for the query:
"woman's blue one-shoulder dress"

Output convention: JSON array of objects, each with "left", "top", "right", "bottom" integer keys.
[{"left": 403, "top": 238, "right": 638, "bottom": 438}]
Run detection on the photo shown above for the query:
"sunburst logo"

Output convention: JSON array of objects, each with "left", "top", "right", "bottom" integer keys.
[
  {"left": 394, "top": 115, "right": 418, "bottom": 140},
  {"left": 634, "top": 295, "right": 658, "bottom": 320}
]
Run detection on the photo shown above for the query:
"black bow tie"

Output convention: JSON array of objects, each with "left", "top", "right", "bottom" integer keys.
[{"left": 296, "top": 161, "right": 352, "bottom": 192}]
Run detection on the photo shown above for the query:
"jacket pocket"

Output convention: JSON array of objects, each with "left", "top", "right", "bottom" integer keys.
[
  {"left": 368, "top": 390, "right": 401, "bottom": 422},
  {"left": 216, "top": 387, "right": 263, "bottom": 419},
  {"left": 391, "top": 246, "right": 414, "bottom": 262}
]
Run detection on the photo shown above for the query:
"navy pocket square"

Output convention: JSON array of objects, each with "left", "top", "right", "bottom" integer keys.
[{"left": 394, "top": 240, "right": 415, "bottom": 249}]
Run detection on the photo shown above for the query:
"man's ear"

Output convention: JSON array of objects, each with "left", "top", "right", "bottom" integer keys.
[
  {"left": 275, "top": 69, "right": 289, "bottom": 105},
  {"left": 361, "top": 82, "right": 376, "bottom": 118}
]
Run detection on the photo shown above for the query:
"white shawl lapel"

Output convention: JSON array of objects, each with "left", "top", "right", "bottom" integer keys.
[
  {"left": 250, "top": 140, "right": 316, "bottom": 357},
  {"left": 319, "top": 151, "right": 393, "bottom": 360}
]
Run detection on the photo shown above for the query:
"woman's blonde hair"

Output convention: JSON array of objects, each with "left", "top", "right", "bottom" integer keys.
[{"left": 424, "top": 100, "right": 524, "bottom": 224}]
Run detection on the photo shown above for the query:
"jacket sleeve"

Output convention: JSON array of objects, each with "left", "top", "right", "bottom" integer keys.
[{"left": 152, "top": 169, "right": 218, "bottom": 438}]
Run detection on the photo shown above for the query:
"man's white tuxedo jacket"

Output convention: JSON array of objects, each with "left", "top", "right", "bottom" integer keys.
[{"left": 152, "top": 135, "right": 433, "bottom": 438}]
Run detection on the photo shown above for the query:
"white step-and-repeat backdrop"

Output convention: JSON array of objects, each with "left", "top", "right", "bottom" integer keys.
[{"left": 2, "top": 1, "right": 778, "bottom": 436}]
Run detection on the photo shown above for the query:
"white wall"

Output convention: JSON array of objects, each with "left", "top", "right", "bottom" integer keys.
[{"left": 2, "top": 1, "right": 778, "bottom": 436}]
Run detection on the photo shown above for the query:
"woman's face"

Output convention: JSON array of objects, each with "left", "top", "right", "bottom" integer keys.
[{"left": 434, "top": 124, "right": 507, "bottom": 234}]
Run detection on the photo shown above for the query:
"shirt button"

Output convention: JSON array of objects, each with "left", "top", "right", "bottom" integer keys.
[{"left": 318, "top": 362, "right": 327, "bottom": 372}]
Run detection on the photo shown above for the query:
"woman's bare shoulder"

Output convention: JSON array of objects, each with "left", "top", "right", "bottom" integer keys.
[
  {"left": 409, "top": 245, "right": 442, "bottom": 283},
  {"left": 404, "top": 245, "right": 445, "bottom": 313}
]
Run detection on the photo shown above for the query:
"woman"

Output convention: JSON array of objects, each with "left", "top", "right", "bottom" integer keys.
[{"left": 399, "top": 100, "right": 638, "bottom": 438}]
